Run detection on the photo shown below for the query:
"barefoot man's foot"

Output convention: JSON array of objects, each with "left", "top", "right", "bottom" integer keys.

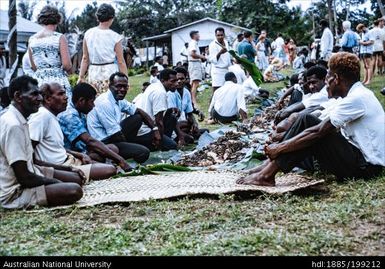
[
  {"left": 244, "top": 160, "right": 269, "bottom": 175},
  {"left": 237, "top": 160, "right": 280, "bottom": 186},
  {"left": 236, "top": 172, "right": 276, "bottom": 186}
]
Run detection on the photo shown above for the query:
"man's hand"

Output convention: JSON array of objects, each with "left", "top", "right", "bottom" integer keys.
[
  {"left": 264, "top": 143, "right": 282, "bottom": 160},
  {"left": 77, "top": 77, "right": 86, "bottom": 84},
  {"left": 276, "top": 98, "right": 285, "bottom": 109},
  {"left": 152, "top": 130, "right": 162, "bottom": 149},
  {"left": 178, "top": 135, "right": 186, "bottom": 147},
  {"left": 219, "top": 47, "right": 227, "bottom": 54},
  {"left": 190, "top": 123, "right": 199, "bottom": 135},
  {"left": 274, "top": 110, "right": 289, "bottom": 125},
  {"left": 71, "top": 167, "right": 87, "bottom": 185},
  {"left": 119, "top": 159, "right": 132, "bottom": 172},
  {"left": 80, "top": 153, "right": 92, "bottom": 165}
]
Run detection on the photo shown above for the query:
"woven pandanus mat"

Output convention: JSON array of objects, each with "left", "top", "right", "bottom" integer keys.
[{"left": 66, "top": 171, "right": 324, "bottom": 207}]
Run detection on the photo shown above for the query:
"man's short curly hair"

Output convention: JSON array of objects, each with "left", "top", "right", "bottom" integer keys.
[
  {"left": 329, "top": 52, "right": 360, "bottom": 82},
  {"left": 95, "top": 3, "right": 115, "bottom": 22},
  {"left": 37, "top": 6, "right": 62, "bottom": 25}
]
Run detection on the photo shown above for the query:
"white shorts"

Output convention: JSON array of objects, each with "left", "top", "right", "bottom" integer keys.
[
  {"left": 188, "top": 61, "right": 203, "bottom": 81},
  {"left": 211, "top": 67, "right": 228, "bottom": 87}
]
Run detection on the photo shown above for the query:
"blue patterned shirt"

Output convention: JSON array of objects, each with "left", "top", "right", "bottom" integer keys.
[{"left": 58, "top": 101, "right": 88, "bottom": 152}]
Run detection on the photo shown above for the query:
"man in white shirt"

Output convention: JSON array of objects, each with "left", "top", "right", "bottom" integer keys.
[
  {"left": 208, "top": 27, "right": 232, "bottom": 91},
  {"left": 136, "top": 69, "right": 178, "bottom": 151},
  {"left": 0, "top": 76, "right": 83, "bottom": 209},
  {"left": 319, "top": 20, "right": 334, "bottom": 61},
  {"left": 154, "top": 56, "right": 164, "bottom": 72},
  {"left": 29, "top": 82, "right": 117, "bottom": 181},
  {"left": 188, "top": 30, "right": 206, "bottom": 108},
  {"left": 208, "top": 72, "right": 247, "bottom": 124},
  {"left": 228, "top": 58, "right": 247, "bottom": 85},
  {"left": 275, "top": 66, "right": 328, "bottom": 124},
  {"left": 238, "top": 52, "right": 384, "bottom": 186},
  {"left": 180, "top": 43, "right": 189, "bottom": 64}
]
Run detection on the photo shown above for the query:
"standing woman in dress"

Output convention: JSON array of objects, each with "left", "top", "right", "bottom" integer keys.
[
  {"left": 28, "top": 6, "right": 72, "bottom": 98},
  {"left": 78, "top": 3, "right": 127, "bottom": 94}
]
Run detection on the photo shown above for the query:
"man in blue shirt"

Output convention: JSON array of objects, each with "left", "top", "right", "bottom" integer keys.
[
  {"left": 237, "top": 31, "right": 257, "bottom": 63},
  {"left": 58, "top": 83, "right": 132, "bottom": 171},
  {"left": 88, "top": 72, "right": 164, "bottom": 161},
  {"left": 340, "top": 21, "right": 358, "bottom": 53},
  {"left": 167, "top": 67, "right": 208, "bottom": 145}
]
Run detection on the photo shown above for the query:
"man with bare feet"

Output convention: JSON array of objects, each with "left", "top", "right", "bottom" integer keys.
[{"left": 237, "top": 53, "right": 385, "bottom": 186}]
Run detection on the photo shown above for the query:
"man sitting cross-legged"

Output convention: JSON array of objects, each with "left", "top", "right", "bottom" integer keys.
[
  {"left": 237, "top": 52, "right": 385, "bottom": 186},
  {"left": 208, "top": 72, "right": 248, "bottom": 124},
  {"left": 167, "top": 67, "right": 208, "bottom": 146},
  {"left": 0, "top": 76, "right": 83, "bottom": 209},
  {"left": 58, "top": 83, "right": 132, "bottom": 172},
  {"left": 135, "top": 69, "right": 178, "bottom": 151},
  {"left": 28, "top": 82, "right": 117, "bottom": 182},
  {"left": 87, "top": 72, "right": 157, "bottom": 161}
]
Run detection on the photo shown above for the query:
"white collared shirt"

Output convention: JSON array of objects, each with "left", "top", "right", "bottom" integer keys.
[
  {"left": 208, "top": 81, "right": 247, "bottom": 117},
  {"left": 188, "top": 39, "right": 200, "bottom": 61},
  {"left": 302, "top": 86, "right": 329, "bottom": 108},
  {"left": 137, "top": 81, "right": 168, "bottom": 136},
  {"left": 208, "top": 39, "right": 231, "bottom": 69},
  {"left": 329, "top": 82, "right": 385, "bottom": 166}
]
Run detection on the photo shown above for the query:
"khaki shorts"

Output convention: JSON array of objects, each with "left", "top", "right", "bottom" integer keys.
[
  {"left": 188, "top": 61, "right": 203, "bottom": 81},
  {"left": 2, "top": 165, "right": 54, "bottom": 209},
  {"left": 63, "top": 153, "right": 92, "bottom": 183}
]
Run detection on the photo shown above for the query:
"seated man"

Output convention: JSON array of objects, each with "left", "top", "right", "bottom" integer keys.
[
  {"left": 132, "top": 82, "right": 150, "bottom": 106},
  {"left": 0, "top": 76, "right": 83, "bottom": 209},
  {"left": 87, "top": 72, "right": 156, "bottom": 162},
  {"left": 149, "top": 66, "right": 159, "bottom": 84},
  {"left": 29, "top": 83, "right": 117, "bottom": 182},
  {"left": 58, "top": 83, "right": 132, "bottom": 172},
  {"left": 208, "top": 72, "right": 248, "bottom": 124},
  {"left": 238, "top": 52, "right": 384, "bottom": 186},
  {"left": 135, "top": 69, "right": 178, "bottom": 151},
  {"left": 275, "top": 65, "right": 328, "bottom": 124},
  {"left": 167, "top": 67, "right": 208, "bottom": 145}
]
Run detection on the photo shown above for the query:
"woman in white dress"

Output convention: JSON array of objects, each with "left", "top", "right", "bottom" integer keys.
[
  {"left": 255, "top": 35, "right": 269, "bottom": 71},
  {"left": 78, "top": 4, "right": 127, "bottom": 94},
  {"left": 28, "top": 6, "right": 72, "bottom": 98}
]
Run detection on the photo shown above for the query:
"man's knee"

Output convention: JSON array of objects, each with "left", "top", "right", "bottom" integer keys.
[
  {"left": 67, "top": 183, "right": 83, "bottom": 202},
  {"left": 135, "top": 147, "right": 150, "bottom": 163},
  {"left": 107, "top": 144, "right": 119, "bottom": 153}
]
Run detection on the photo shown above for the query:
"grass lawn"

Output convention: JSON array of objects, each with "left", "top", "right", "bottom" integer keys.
[{"left": 0, "top": 69, "right": 384, "bottom": 256}]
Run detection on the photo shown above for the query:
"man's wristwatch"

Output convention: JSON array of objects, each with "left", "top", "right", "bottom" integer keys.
[{"left": 152, "top": 126, "right": 159, "bottom": 131}]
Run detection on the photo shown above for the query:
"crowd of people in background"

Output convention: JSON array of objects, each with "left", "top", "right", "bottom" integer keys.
[{"left": 0, "top": 3, "right": 384, "bottom": 209}]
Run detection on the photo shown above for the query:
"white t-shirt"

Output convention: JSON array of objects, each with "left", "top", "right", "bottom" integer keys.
[
  {"left": 302, "top": 86, "right": 329, "bottom": 108},
  {"left": 28, "top": 106, "right": 67, "bottom": 164},
  {"left": 137, "top": 81, "right": 168, "bottom": 136},
  {"left": 329, "top": 82, "right": 385, "bottom": 166},
  {"left": 320, "top": 27, "right": 334, "bottom": 57},
  {"left": 242, "top": 76, "right": 260, "bottom": 97},
  {"left": 84, "top": 27, "right": 123, "bottom": 64},
  {"left": 188, "top": 39, "right": 200, "bottom": 61},
  {"left": 154, "top": 62, "right": 164, "bottom": 72},
  {"left": 208, "top": 81, "right": 247, "bottom": 117},
  {"left": 229, "top": 64, "right": 247, "bottom": 85},
  {"left": 370, "top": 27, "right": 385, "bottom": 52}
]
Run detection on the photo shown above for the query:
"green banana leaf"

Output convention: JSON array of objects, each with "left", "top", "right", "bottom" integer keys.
[
  {"left": 228, "top": 50, "right": 264, "bottom": 86},
  {"left": 112, "top": 164, "right": 191, "bottom": 178}
]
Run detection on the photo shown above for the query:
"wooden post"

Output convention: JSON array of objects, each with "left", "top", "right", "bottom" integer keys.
[
  {"left": 8, "top": 0, "right": 18, "bottom": 81},
  {"left": 146, "top": 40, "right": 149, "bottom": 70}
]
